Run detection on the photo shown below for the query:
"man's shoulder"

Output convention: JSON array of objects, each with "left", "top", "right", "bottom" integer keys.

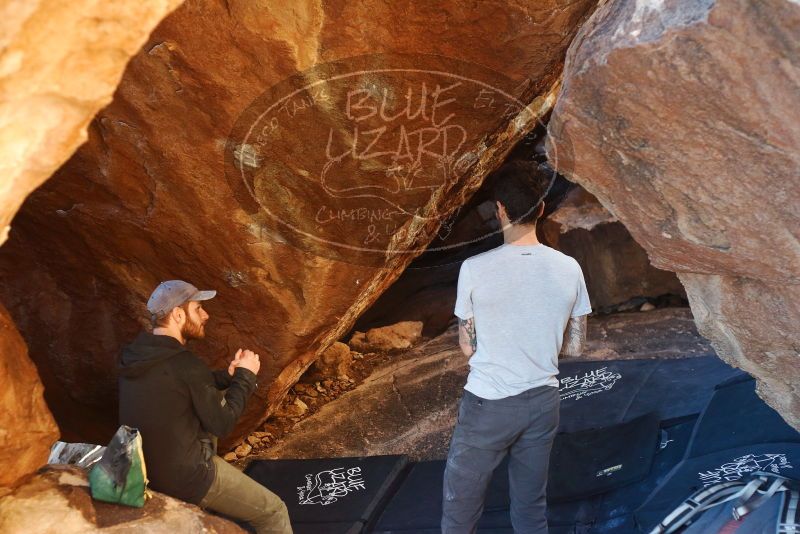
[
  {"left": 462, "top": 244, "right": 506, "bottom": 267},
  {"left": 540, "top": 245, "right": 581, "bottom": 267}
]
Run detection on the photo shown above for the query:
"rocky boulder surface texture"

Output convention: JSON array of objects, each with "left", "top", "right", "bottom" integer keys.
[
  {"left": 0, "top": 303, "right": 58, "bottom": 487},
  {"left": 0, "top": 0, "right": 182, "bottom": 248},
  {"left": 0, "top": 0, "right": 596, "bottom": 452},
  {"left": 540, "top": 187, "right": 686, "bottom": 311},
  {"left": 0, "top": 466, "right": 244, "bottom": 533},
  {"left": 547, "top": 0, "right": 800, "bottom": 427}
]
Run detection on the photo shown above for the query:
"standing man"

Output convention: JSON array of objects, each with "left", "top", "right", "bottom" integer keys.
[
  {"left": 441, "top": 162, "right": 591, "bottom": 533},
  {"left": 119, "top": 280, "right": 292, "bottom": 534}
]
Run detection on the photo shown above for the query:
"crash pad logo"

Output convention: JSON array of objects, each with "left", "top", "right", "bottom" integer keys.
[
  {"left": 559, "top": 367, "right": 623, "bottom": 401},
  {"left": 297, "top": 466, "right": 366, "bottom": 505},
  {"left": 698, "top": 453, "right": 793, "bottom": 487},
  {"left": 225, "top": 53, "right": 547, "bottom": 266}
]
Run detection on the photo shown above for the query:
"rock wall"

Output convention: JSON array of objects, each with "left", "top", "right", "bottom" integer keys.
[
  {"left": 0, "top": 302, "right": 58, "bottom": 487},
  {"left": 0, "top": 0, "right": 185, "bottom": 483},
  {"left": 0, "top": 0, "right": 596, "bottom": 447},
  {"left": 548, "top": 0, "right": 800, "bottom": 427},
  {"left": 0, "top": 0, "right": 182, "bottom": 247},
  {"left": 540, "top": 188, "right": 686, "bottom": 311}
]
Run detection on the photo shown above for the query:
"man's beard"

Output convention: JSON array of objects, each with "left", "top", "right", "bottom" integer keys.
[{"left": 182, "top": 315, "right": 206, "bottom": 340}]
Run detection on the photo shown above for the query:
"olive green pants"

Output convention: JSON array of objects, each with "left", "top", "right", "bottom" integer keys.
[{"left": 199, "top": 455, "right": 292, "bottom": 534}]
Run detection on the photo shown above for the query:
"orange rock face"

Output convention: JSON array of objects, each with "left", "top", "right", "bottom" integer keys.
[
  {"left": 0, "top": 0, "right": 596, "bottom": 447},
  {"left": 0, "top": 0, "right": 182, "bottom": 247},
  {"left": 0, "top": 302, "right": 58, "bottom": 487},
  {"left": 548, "top": 0, "right": 800, "bottom": 427}
]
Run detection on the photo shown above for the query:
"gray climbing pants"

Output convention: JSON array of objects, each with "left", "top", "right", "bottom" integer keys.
[{"left": 441, "top": 384, "right": 560, "bottom": 534}]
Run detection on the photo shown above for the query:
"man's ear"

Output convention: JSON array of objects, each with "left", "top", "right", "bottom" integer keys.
[
  {"left": 171, "top": 306, "right": 185, "bottom": 325},
  {"left": 495, "top": 201, "right": 505, "bottom": 219}
]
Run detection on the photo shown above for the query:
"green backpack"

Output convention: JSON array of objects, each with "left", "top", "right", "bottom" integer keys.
[{"left": 88, "top": 425, "right": 150, "bottom": 508}]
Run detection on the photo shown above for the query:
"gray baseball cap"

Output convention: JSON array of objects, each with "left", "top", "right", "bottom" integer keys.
[{"left": 147, "top": 280, "right": 216, "bottom": 319}]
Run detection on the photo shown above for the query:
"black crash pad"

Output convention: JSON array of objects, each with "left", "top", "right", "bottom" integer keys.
[
  {"left": 371, "top": 459, "right": 512, "bottom": 532},
  {"left": 374, "top": 415, "right": 662, "bottom": 532},
  {"left": 591, "top": 415, "right": 698, "bottom": 527},
  {"left": 634, "top": 377, "right": 800, "bottom": 532},
  {"left": 290, "top": 523, "right": 363, "bottom": 534},
  {"left": 244, "top": 455, "right": 407, "bottom": 530},
  {"left": 549, "top": 412, "right": 661, "bottom": 502},
  {"left": 685, "top": 376, "right": 800, "bottom": 458},
  {"left": 557, "top": 356, "right": 742, "bottom": 433},
  {"left": 635, "top": 441, "right": 800, "bottom": 532}
]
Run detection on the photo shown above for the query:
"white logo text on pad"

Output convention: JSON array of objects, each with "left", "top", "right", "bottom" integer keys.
[
  {"left": 559, "top": 367, "right": 622, "bottom": 401},
  {"left": 298, "top": 466, "right": 366, "bottom": 505},
  {"left": 698, "top": 453, "right": 793, "bottom": 487}
]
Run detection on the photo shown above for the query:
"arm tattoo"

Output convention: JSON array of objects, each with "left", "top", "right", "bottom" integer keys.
[
  {"left": 560, "top": 315, "right": 587, "bottom": 357},
  {"left": 458, "top": 317, "right": 477, "bottom": 355}
]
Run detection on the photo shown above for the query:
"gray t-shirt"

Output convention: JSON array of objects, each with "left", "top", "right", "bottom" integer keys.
[{"left": 454, "top": 243, "right": 592, "bottom": 400}]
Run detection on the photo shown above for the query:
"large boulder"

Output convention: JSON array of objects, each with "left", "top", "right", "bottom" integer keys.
[
  {"left": 0, "top": 303, "right": 58, "bottom": 487},
  {"left": 0, "top": 0, "right": 597, "bottom": 448},
  {"left": 548, "top": 0, "right": 800, "bottom": 427},
  {"left": 540, "top": 188, "right": 686, "bottom": 310},
  {"left": 0, "top": 0, "right": 182, "bottom": 247},
  {"left": 0, "top": 465, "right": 243, "bottom": 533}
]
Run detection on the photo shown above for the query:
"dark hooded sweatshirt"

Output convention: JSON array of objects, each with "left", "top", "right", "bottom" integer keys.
[{"left": 118, "top": 332, "right": 257, "bottom": 504}]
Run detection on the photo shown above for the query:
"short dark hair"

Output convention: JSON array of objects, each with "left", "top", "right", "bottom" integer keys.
[
  {"left": 150, "top": 301, "right": 190, "bottom": 329},
  {"left": 489, "top": 160, "right": 553, "bottom": 226}
]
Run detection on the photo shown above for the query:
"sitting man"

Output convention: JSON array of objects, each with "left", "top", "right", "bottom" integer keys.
[{"left": 119, "top": 280, "right": 292, "bottom": 534}]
